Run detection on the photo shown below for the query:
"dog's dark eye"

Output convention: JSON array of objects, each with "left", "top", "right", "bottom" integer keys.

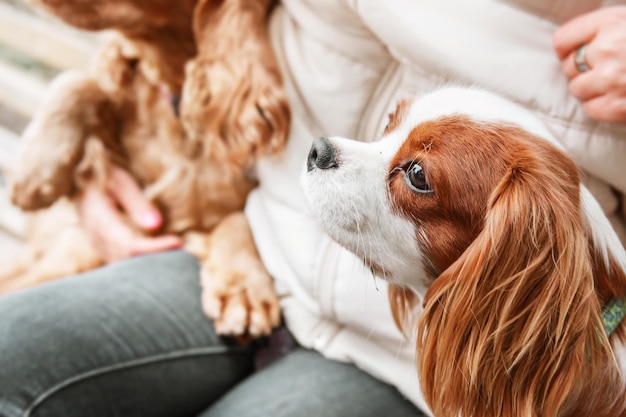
[{"left": 405, "top": 163, "right": 433, "bottom": 194}]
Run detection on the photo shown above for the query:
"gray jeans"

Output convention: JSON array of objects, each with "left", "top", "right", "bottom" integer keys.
[{"left": 0, "top": 250, "right": 424, "bottom": 417}]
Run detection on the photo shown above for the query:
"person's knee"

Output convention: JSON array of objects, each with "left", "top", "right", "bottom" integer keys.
[
  {"left": 0, "top": 249, "right": 203, "bottom": 417},
  {"left": 17, "top": 350, "right": 254, "bottom": 417}
]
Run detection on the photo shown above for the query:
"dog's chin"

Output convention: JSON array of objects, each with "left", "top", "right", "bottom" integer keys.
[
  {"left": 305, "top": 201, "right": 417, "bottom": 286},
  {"left": 316, "top": 220, "right": 395, "bottom": 279},
  {"left": 304, "top": 197, "right": 368, "bottom": 257}
]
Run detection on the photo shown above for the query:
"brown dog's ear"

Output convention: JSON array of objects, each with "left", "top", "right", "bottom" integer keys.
[
  {"left": 416, "top": 142, "right": 619, "bottom": 417},
  {"left": 180, "top": 0, "right": 290, "bottom": 168}
]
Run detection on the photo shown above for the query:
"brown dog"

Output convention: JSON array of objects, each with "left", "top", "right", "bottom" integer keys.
[{"left": 1, "top": 0, "right": 289, "bottom": 339}]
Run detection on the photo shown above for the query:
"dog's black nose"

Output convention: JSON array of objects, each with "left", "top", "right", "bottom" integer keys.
[{"left": 307, "top": 137, "right": 338, "bottom": 171}]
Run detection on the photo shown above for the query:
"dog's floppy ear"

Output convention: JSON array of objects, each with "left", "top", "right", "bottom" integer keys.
[
  {"left": 180, "top": 0, "right": 290, "bottom": 168},
  {"left": 416, "top": 141, "right": 619, "bottom": 417}
]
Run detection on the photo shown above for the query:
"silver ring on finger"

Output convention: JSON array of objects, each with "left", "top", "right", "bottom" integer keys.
[{"left": 574, "top": 44, "right": 591, "bottom": 73}]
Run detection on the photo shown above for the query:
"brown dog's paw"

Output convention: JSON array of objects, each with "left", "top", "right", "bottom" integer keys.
[
  {"left": 10, "top": 72, "right": 117, "bottom": 211},
  {"left": 201, "top": 264, "right": 281, "bottom": 339},
  {"left": 10, "top": 149, "right": 77, "bottom": 211}
]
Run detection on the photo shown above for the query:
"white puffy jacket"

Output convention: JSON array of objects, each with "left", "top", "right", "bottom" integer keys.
[{"left": 245, "top": 0, "right": 626, "bottom": 412}]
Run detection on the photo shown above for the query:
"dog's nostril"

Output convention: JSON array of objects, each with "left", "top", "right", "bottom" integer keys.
[{"left": 307, "top": 137, "right": 338, "bottom": 172}]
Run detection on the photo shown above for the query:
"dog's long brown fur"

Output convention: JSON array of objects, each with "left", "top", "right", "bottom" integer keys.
[{"left": 1, "top": 0, "right": 289, "bottom": 336}]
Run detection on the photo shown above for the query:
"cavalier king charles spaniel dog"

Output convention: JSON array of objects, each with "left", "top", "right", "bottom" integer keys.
[{"left": 302, "top": 87, "right": 626, "bottom": 417}]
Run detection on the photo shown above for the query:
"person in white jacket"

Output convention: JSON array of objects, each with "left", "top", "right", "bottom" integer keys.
[{"left": 1, "top": 1, "right": 625, "bottom": 416}]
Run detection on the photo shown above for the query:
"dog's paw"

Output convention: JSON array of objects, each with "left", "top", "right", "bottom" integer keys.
[
  {"left": 201, "top": 264, "right": 281, "bottom": 339},
  {"left": 10, "top": 151, "right": 77, "bottom": 211},
  {"left": 10, "top": 72, "right": 117, "bottom": 211}
]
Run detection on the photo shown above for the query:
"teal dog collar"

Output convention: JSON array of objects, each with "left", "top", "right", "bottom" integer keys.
[{"left": 602, "top": 298, "right": 626, "bottom": 337}]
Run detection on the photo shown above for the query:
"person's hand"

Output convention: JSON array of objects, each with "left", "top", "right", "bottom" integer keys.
[
  {"left": 76, "top": 166, "right": 183, "bottom": 262},
  {"left": 553, "top": 7, "right": 626, "bottom": 123}
]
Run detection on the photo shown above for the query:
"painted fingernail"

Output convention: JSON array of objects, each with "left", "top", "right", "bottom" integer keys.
[{"left": 142, "top": 210, "right": 162, "bottom": 229}]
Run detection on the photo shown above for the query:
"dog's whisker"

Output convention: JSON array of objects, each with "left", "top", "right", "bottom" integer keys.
[{"left": 370, "top": 222, "right": 389, "bottom": 284}]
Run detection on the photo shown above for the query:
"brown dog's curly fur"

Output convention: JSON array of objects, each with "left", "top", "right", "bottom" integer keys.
[{"left": 1, "top": 0, "right": 289, "bottom": 337}]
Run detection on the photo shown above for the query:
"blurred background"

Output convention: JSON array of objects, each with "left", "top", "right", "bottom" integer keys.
[{"left": 0, "top": 0, "right": 98, "bottom": 255}]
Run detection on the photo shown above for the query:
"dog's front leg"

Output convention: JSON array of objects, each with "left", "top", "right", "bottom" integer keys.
[
  {"left": 10, "top": 72, "right": 119, "bottom": 211},
  {"left": 185, "top": 212, "right": 281, "bottom": 340}
]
